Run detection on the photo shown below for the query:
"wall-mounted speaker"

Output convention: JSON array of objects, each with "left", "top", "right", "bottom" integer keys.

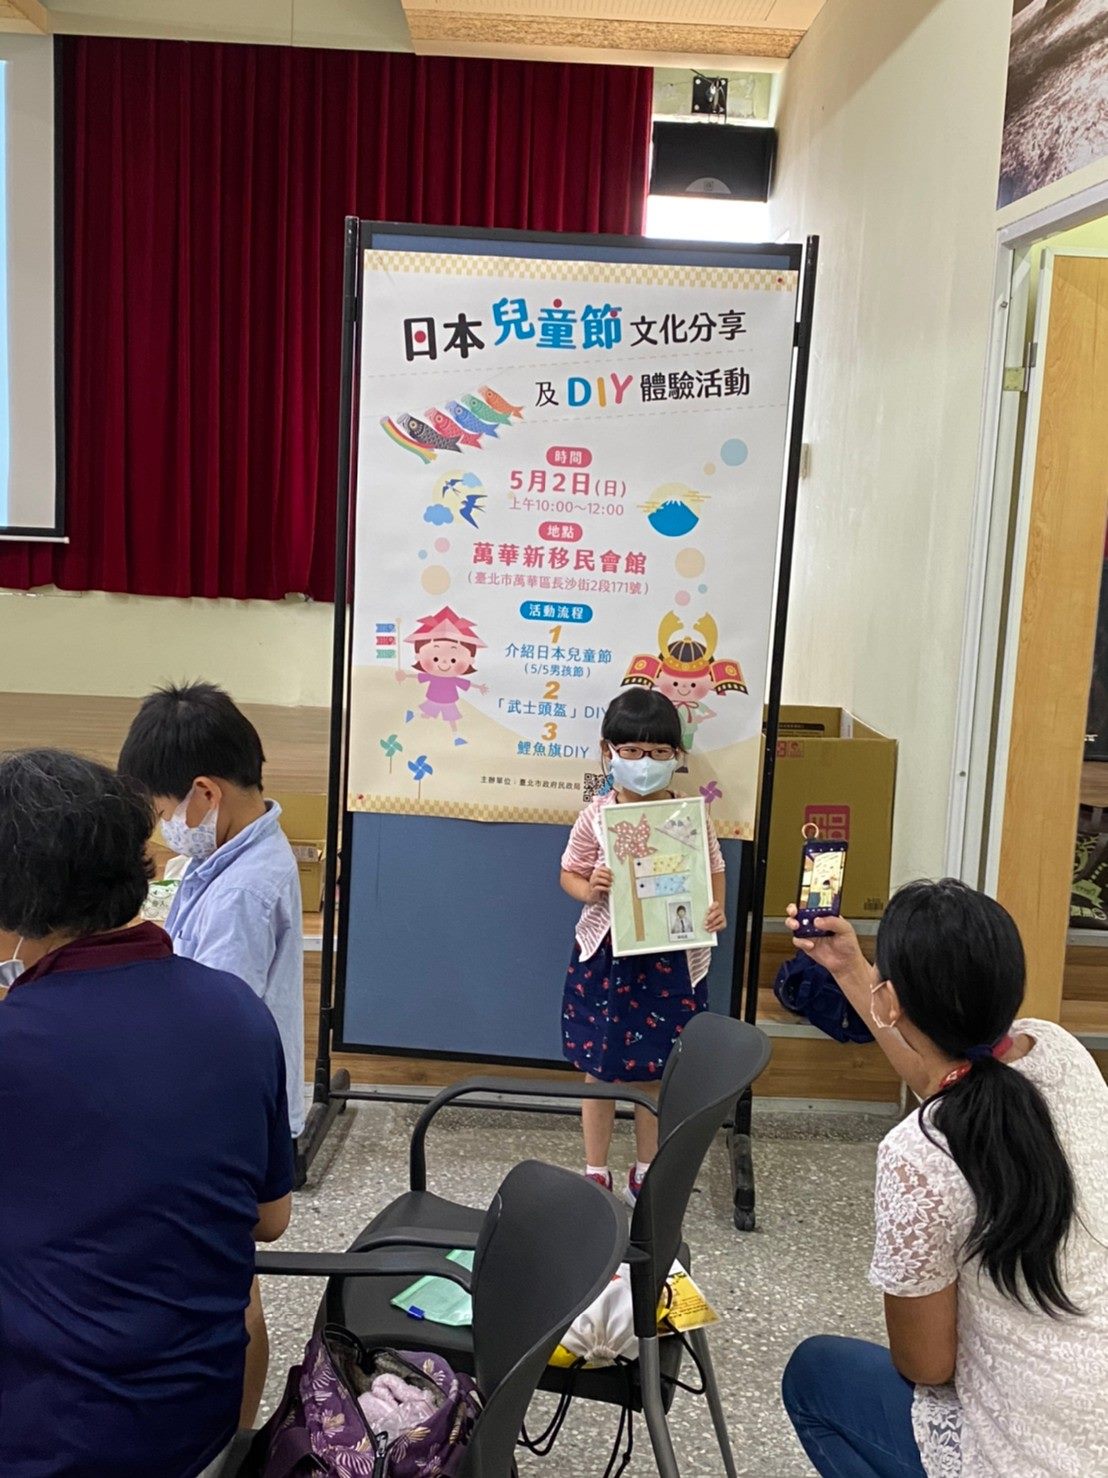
[{"left": 650, "top": 121, "right": 776, "bottom": 202}]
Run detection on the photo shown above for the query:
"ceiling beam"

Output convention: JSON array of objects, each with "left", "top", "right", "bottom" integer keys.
[
  {"left": 407, "top": 12, "right": 804, "bottom": 61},
  {"left": 0, "top": 0, "right": 50, "bottom": 32}
]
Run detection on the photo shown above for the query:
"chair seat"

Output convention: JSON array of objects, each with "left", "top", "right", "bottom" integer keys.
[
  {"left": 538, "top": 1331, "right": 685, "bottom": 1411},
  {"left": 328, "top": 1195, "right": 690, "bottom": 1412},
  {"left": 535, "top": 1236, "right": 690, "bottom": 1412},
  {"left": 323, "top": 1190, "right": 486, "bottom": 1370}
]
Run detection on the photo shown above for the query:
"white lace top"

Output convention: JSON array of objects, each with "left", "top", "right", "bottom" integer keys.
[{"left": 869, "top": 1019, "right": 1108, "bottom": 1477}]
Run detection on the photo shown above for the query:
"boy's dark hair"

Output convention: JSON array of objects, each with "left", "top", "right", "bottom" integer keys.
[
  {"left": 602, "top": 688, "right": 683, "bottom": 750},
  {"left": 0, "top": 749, "right": 154, "bottom": 940},
  {"left": 119, "top": 682, "right": 266, "bottom": 800}
]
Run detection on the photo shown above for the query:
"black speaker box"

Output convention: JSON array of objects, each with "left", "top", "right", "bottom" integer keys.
[{"left": 650, "top": 121, "right": 776, "bottom": 202}]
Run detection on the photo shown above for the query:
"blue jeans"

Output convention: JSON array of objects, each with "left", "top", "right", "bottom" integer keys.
[{"left": 783, "top": 1337, "right": 926, "bottom": 1477}]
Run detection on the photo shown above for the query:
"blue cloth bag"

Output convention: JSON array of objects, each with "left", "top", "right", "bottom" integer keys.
[{"left": 772, "top": 954, "right": 874, "bottom": 1044}]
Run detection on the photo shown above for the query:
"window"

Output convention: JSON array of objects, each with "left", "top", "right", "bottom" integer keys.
[{"left": 644, "top": 195, "right": 772, "bottom": 245}]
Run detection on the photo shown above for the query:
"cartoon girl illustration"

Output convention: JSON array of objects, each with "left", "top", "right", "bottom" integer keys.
[
  {"left": 622, "top": 611, "right": 746, "bottom": 750},
  {"left": 396, "top": 606, "right": 488, "bottom": 734}
]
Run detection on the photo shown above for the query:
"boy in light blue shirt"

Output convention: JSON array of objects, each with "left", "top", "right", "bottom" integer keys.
[{"left": 119, "top": 680, "right": 304, "bottom": 1424}]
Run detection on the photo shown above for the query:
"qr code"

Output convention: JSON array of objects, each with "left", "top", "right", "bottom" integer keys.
[{"left": 582, "top": 772, "right": 610, "bottom": 802}]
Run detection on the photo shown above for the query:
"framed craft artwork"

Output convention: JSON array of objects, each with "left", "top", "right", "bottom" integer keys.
[{"left": 602, "top": 796, "right": 717, "bottom": 958}]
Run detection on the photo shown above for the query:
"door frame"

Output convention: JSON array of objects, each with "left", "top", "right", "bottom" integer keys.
[{"left": 947, "top": 178, "right": 1108, "bottom": 898}]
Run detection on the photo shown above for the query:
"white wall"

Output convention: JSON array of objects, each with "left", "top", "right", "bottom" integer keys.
[
  {"left": 0, "top": 589, "right": 333, "bottom": 706},
  {"left": 768, "top": 0, "right": 1014, "bottom": 883}
]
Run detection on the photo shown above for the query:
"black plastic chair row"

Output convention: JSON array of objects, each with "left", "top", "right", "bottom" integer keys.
[
  {"left": 250, "top": 1012, "right": 770, "bottom": 1476},
  {"left": 226, "top": 1160, "right": 624, "bottom": 1476}
]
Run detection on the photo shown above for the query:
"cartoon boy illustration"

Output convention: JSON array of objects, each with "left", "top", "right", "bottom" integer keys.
[
  {"left": 623, "top": 611, "right": 746, "bottom": 751},
  {"left": 397, "top": 606, "right": 488, "bottom": 734}
]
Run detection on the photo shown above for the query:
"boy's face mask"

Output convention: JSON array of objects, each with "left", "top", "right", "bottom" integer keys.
[
  {"left": 0, "top": 938, "right": 25, "bottom": 989},
  {"left": 161, "top": 790, "right": 219, "bottom": 862}
]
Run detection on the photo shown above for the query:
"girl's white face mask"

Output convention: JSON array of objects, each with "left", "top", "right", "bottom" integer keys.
[{"left": 161, "top": 792, "right": 219, "bottom": 862}]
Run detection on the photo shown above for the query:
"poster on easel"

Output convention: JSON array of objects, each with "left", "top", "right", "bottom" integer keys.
[
  {"left": 603, "top": 796, "right": 717, "bottom": 957},
  {"left": 347, "top": 246, "right": 799, "bottom": 840}
]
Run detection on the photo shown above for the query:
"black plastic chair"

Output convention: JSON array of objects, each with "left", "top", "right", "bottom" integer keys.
[
  {"left": 314, "top": 1012, "right": 771, "bottom": 1477},
  {"left": 246, "top": 1160, "right": 625, "bottom": 1478}
]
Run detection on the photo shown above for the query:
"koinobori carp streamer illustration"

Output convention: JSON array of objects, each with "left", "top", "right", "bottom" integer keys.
[{"left": 380, "top": 387, "right": 524, "bottom": 460}]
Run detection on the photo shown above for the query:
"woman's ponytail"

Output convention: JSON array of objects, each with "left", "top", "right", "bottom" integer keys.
[
  {"left": 928, "top": 1057, "right": 1079, "bottom": 1316},
  {"left": 878, "top": 880, "right": 1080, "bottom": 1318}
]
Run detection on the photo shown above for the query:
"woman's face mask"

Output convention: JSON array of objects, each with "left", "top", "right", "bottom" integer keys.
[
  {"left": 608, "top": 754, "right": 679, "bottom": 796},
  {"left": 160, "top": 791, "right": 219, "bottom": 862},
  {"left": 0, "top": 938, "right": 25, "bottom": 989}
]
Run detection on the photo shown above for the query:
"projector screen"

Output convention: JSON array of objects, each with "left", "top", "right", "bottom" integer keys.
[{"left": 0, "top": 36, "right": 62, "bottom": 541}]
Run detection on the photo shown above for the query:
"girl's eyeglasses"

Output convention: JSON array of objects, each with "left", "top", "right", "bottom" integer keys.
[{"left": 613, "top": 744, "right": 679, "bottom": 762}]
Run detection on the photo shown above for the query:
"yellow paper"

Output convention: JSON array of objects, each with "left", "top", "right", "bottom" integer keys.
[{"left": 657, "top": 1266, "right": 719, "bottom": 1333}]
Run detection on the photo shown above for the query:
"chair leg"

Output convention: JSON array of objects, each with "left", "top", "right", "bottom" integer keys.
[
  {"left": 639, "top": 1335, "right": 681, "bottom": 1478},
  {"left": 689, "top": 1327, "right": 737, "bottom": 1478}
]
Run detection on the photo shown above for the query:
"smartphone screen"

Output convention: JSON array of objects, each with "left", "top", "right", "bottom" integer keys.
[{"left": 795, "top": 840, "right": 848, "bottom": 936}]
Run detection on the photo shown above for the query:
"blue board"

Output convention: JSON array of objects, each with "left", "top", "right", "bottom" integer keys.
[{"left": 338, "top": 811, "right": 744, "bottom": 1062}]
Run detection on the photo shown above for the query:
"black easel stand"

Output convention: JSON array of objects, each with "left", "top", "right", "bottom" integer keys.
[
  {"left": 297, "top": 224, "right": 819, "bottom": 1209},
  {"left": 290, "top": 217, "right": 362, "bottom": 1191},
  {"left": 728, "top": 235, "right": 819, "bottom": 1231}
]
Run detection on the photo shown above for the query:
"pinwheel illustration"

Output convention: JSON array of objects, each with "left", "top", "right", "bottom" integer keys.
[
  {"left": 613, "top": 815, "right": 655, "bottom": 943},
  {"left": 379, "top": 734, "right": 403, "bottom": 773},
  {"left": 700, "top": 780, "right": 723, "bottom": 809},
  {"left": 408, "top": 753, "right": 433, "bottom": 800}
]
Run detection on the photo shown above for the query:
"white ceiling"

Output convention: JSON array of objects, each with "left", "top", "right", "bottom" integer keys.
[{"left": 9, "top": 0, "right": 411, "bottom": 50}]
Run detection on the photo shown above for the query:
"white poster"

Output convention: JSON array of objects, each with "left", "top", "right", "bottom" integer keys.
[{"left": 347, "top": 247, "right": 797, "bottom": 839}]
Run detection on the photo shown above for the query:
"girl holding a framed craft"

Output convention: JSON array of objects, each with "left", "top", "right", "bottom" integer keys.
[{"left": 559, "top": 688, "right": 727, "bottom": 1205}]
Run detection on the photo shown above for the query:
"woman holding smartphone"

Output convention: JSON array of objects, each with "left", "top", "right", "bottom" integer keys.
[{"left": 782, "top": 879, "right": 1108, "bottom": 1477}]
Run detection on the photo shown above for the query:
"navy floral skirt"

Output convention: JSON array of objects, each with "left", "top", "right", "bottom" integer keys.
[{"left": 561, "top": 934, "right": 706, "bottom": 1083}]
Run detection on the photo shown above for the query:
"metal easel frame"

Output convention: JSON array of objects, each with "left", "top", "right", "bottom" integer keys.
[{"left": 296, "top": 221, "right": 820, "bottom": 1228}]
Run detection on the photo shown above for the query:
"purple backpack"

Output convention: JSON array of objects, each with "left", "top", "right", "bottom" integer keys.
[{"left": 245, "top": 1326, "right": 481, "bottom": 1477}]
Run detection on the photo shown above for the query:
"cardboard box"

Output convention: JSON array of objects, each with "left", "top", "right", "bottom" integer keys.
[
  {"left": 271, "top": 792, "right": 328, "bottom": 912},
  {"left": 763, "top": 706, "right": 897, "bottom": 919}
]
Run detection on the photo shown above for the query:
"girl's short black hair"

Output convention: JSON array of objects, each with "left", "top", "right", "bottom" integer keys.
[
  {"left": 601, "top": 688, "right": 683, "bottom": 749},
  {"left": 119, "top": 681, "right": 266, "bottom": 800},
  {"left": 0, "top": 749, "right": 155, "bottom": 940}
]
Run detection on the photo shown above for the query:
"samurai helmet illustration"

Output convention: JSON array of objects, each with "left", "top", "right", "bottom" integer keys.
[
  {"left": 658, "top": 611, "right": 715, "bottom": 673},
  {"left": 623, "top": 610, "right": 747, "bottom": 695}
]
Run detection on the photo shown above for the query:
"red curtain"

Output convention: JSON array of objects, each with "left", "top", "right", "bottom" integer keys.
[{"left": 0, "top": 39, "right": 651, "bottom": 600}]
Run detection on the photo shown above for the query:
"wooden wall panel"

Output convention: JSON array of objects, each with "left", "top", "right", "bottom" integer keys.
[
  {"left": 998, "top": 255, "right": 1108, "bottom": 1020},
  {"left": 303, "top": 947, "right": 903, "bottom": 1104}
]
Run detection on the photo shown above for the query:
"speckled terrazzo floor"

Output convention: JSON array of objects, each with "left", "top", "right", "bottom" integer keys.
[{"left": 261, "top": 1100, "right": 894, "bottom": 1477}]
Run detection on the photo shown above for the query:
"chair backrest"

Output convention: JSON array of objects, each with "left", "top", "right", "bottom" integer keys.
[
  {"left": 460, "top": 1160, "right": 624, "bottom": 1477},
  {"left": 628, "top": 1013, "right": 771, "bottom": 1334}
]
